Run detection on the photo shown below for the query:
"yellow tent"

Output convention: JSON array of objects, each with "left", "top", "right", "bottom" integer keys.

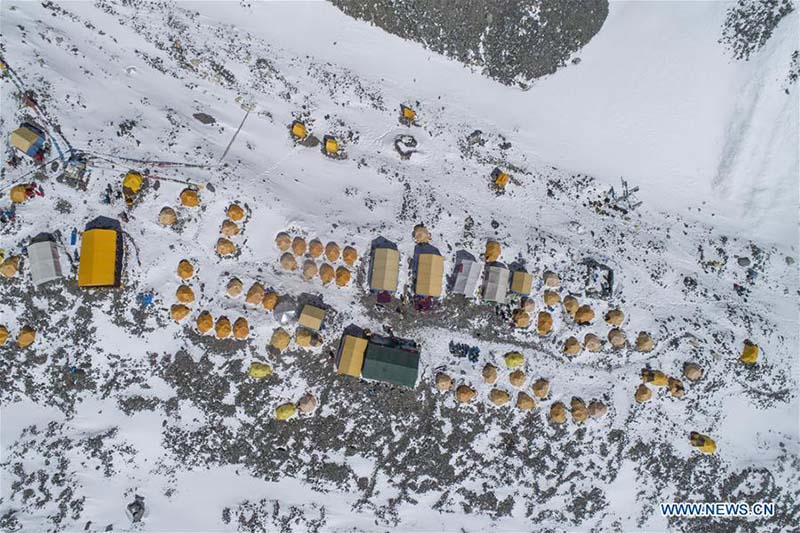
[
  {"left": 226, "top": 277, "right": 243, "bottom": 297},
  {"left": 122, "top": 171, "right": 143, "bottom": 193},
  {"left": 17, "top": 326, "right": 36, "bottom": 348},
  {"left": 179, "top": 188, "right": 199, "bottom": 207},
  {"left": 509, "top": 369, "right": 525, "bottom": 388},
  {"left": 415, "top": 253, "right": 443, "bottom": 297},
  {"left": 248, "top": 362, "right": 273, "bottom": 378},
  {"left": 270, "top": 328, "right": 290, "bottom": 352},
  {"left": 516, "top": 392, "right": 535, "bottom": 410},
  {"left": 308, "top": 239, "right": 324, "bottom": 258},
  {"left": 280, "top": 252, "right": 298, "bottom": 271},
  {"left": 489, "top": 389, "right": 510, "bottom": 406},
  {"left": 275, "top": 402, "right": 297, "bottom": 421},
  {"left": 233, "top": 317, "right": 249, "bottom": 340},
  {"left": 342, "top": 246, "right": 358, "bottom": 266},
  {"left": 78, "top": 229, "right": 119, "bottom": 287},
  {"left": 335, "top": 266, "right": 351, "bottom": 287},
  {"left": 641, "top": 369, "right": 668, "bottom": 387},
  {"left": 0, "top": 256, "right": 19, "bottom": 278},
  {"left": 485, "top": 240, "right": 501, "bottom": 262},
  {"left": 220, "top": 219, "right": 240, "bottom": 237},
  {"left": 275, "top": 232, "right": 291, "bottom": 251},
  {"left": 262, "top": 291, "right": 279, "bottom": 310},
  {"left": 245, "top": 282, "right": 265, "bottom": 306},
  {"left": 575, "top": 305, "right": 595, "bottom": 325},
  {"left": 492, "top": 168, "right": 510, "bottom": 188},
  {"left": 532, "top": 378, "right": 550, "bottom": 399},
  {"left": 337, "top": 334, "right": 367, "bottom": 377},
  {"left": 227, "top": 203, "right": 245, "bottom": 221},
  {"left": 510, "top": 271, "right": 533, "bottom": 295},
  {"left": 323, "top": 135, "right": 339, "bottom": 155},
  {"left": 177, "top": 259, "right": 194, "bottom": 279},
  {"left": 504, "top": 351, "right": 524, "bottom": 368},
  {"left": 176, "top": 285, "right": 195, "bottom": 303},
  {"left": 537, "top": 311, "right": 553, "bottom": 336},
  {"left": 319, "top": 263, "right": 335, "bottom": 285},
  {"left": 292, "top": 237, "right": 307, "bottom": 256},
  {"left": 196, "top": 311, "right": 213, "bottom": 334},
  {"left": 690, "top": 432, "right": 717, "bottom": 454},
  {"left": 159, "top": 207, "right": 177, "bottom": 226},
  {"left": 10, "top": 185, "right": 28, "bottom": 204},
  {"left": 456, "top": 384, "right": 476, "bottom": 403},
  {"left": 740, "top": 341, "right": 758, "bottom": 364},
  {"left": 400, "top": 104, "right": 416, "bottom": 121},
  {"left": 215, "top": 316, "right": 232, "bottom": 338},
  {"left": 290, "top": 120, "right": 307, "bottom": 140},
  {"left": 571, "top": 398, "right": 588, "bottom": 423},
  {"left": 549, "top": 402, "right": 567, "bottom": 424},
  {"left": 0, "top": 325, "right": 8, "bottom": 345},
  {"left": 370, "top": 248, "right": 400, "bottom": 291},
  {"left": 170, "top": 304, "right": 190, "bottom": 321},
  {"left": 216, "top": 238, "right": 236, "bottom": 256},
  {"left": 298, "top": 304, "right": 325, "bottom": 331}
]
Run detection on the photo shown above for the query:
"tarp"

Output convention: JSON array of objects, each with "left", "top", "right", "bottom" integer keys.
[
  {"left": 10, "top": 127, "right": 44, "bottom": 157},
  {"left": 78, "top": 229, "right": 119, "bottom": 287},
  {"left": 452, "top": 258, "right": 481, "bottom": 296},
  {"left": 370, "top": 247, "right": 400, "bottom": 291},
  {"left": 298, "top": 304, "right": 325, "bottom": 331},
  {"left": 336, "top": 335, "right": 368, "bottom": 377},
  {"left": 28, "top": 238, "right": 62, "bottom": 286},
  {"left": 415, "top": 253, "right": 443, "bottom": 297},
  {"left": 510, "top": 271, "right": 533, "bottom": 295},
  {"left": 483, "top": 265, "right": 509, "bottom": 303}
]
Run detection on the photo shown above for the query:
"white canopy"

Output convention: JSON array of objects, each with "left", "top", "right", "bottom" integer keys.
[
  {"left": 452, "top": 258, "right": 481, "bottom": 297},
  {"left": 483, "top": 265, "right": 509, "bottom": 303},
  {"left": 28, "top": 239, "right": 62, "bottom": 286}
]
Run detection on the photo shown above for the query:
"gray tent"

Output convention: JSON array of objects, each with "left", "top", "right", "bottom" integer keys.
[
  {"left": 452, "top": 258, "right": 481, "bottom": 297},
  {"left": 28, "top": 234, "right": 62, "bottom": 286},
  {"left": 483, "top": 265, "right": 509, "bottom": 303}
]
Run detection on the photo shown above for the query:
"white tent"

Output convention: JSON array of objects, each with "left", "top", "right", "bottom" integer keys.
[
  {"left": 483, "top": 265, "right": 509, "bottom": 303},
  {"left": 28, "top": 236, "right": 62, "bottom": 286},
  {"left": 452, "top": 258, "right": 481, "bottom": 297}
]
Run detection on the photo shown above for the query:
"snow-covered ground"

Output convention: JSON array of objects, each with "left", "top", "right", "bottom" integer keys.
[{"left": 1, "top": 1, "right": 797, "bottom": 531}]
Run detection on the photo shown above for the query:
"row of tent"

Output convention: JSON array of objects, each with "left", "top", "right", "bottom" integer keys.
[{"left": 369, "top": 243, "right": 537, "bottom": 303}]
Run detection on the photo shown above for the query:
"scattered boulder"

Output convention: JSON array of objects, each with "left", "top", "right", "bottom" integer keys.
[
  {"left": 516, "top": 392, "right": 535, "bottom": 410},
  {"left": 319, "top": 263, "right": 335, "bottom": 284},
  {"left": 532, "top": 378, "right": 550, "bottom": 399},
  {"left": 571, "top": 397, "right": 588, "bottom": 423},
  {"left": 302, "top": 260, "right": 318, "bottom": 280},
  {"left": 683, "top": 362, "right": 704, "bottom": 381},
  {"left": 233, "top": 317, "right": 249, "bottom": 340},
  {"left": 634, "top": 384, "right": 652, "bottom": 403},
  {"left": 280, "top": 252, "right": 298, "bottom": 271},
  {"left": 179, "top": 188, "right": 199, "bottom": 207},
  {"left": 604, "top": 309, "right": 625, "bottom": 326},
  {"left": 275, "top": 232, "right": 291, "bottom": 251},
  {"left": 170, "top": 304, "right": 190, "bottom": 321},
  {"left": 489, "top": 389, "right": 510, "bottom": 406},
  {"left": 262, "top": 291, "right": 279, "bottom": 310},
  {"left": 270, "top": 328, "right": 290, "bottom": 352},
  {"left": 297, "top": 393, "right": 317, "bottom": 414},
  {"left": 435, "top": 372, "right": 453, "bottom": 392},
  {"left": 584, "top": 333, "right": 602, "bottom": 352},
  {"left": 509, "top": 369, "right": 525, "bottom": 387},
  {"left": 220, "top": 219, "right": 240, "bottom": 237},
  {"left": 158, "top": 206, "right": 177, "bottom": 226},
  {"left": 588, "top": 400, "right": 607, "bottom": 419},
  {"left": 563, "top": 336, "right": 582, "bottom": 356},
  {"left": 537, "top": 311, "right": 553, "bottom": 335},
  {"left": 456, "top": 384, "right": 476, "bottom": 403},
  {"left": 226, "top": 203, "right": 245, "bottom": 221},
  {"left": 543, "top": 271, "right": 560, "bottom": 287},
  {"left": 740, "top": 340, "right": 759, "bottom": 365},
  {"left": 608, "top": 328, "right": 627, "bottom": 349},
  {"left": 0, "top": 256, "right": 19, "bottom": 278},
  {"left": 342, "top": 246, "right": 358, "bottom": 266},
  {"left": 413, "top": 224, "right": 431, "bottom": 244},
  {"left": 215, "top": 316, "right": 232, "bottom": 338},
  {"left": 308, "top": 239, "right": 324, "bottom": 258},
  {"left": 325, "top": 242, "right": 340, "bottom": 262},
  {"left": 245, "top": 282, "right": 265, "bottom": 306},
  {"left": 292, "top": 237, "right": 307, "bottom": 256},
  {"left": 668, "top": 377, "right": 685, "bottom": 398},
  {"left": 562, "top": 295, "right": 579, "bottom": 316},
  {"left": 17, "top": 326, "right": 36, "bottom": 348},
  {"left": 574, "top": 304, "right": 595, "bottom": 325},
  {"left": 248, "top": 362, "right": 272, "bottom": 378},
  {"left": 196, "top": 311, "right": 213, "bottom": 333},
  {"left": 226, "top": 277, "right": 243, "bottom": 298},
  {"left": 482, "top": 363, "right": 498, "bottom": 384},
  {"left": 543, "top": 290, "right": 561, "bottom": 306},
  {"left": 175, "top": 285, "right": 195, "bottom": 303},
  {"left": 177, "top": 259, "right": 194, "bottom": 279},
  {"left": 335, "top": 266, "right": 351, "bottom": 286},
  {"left": 485, "top": 240, "right": 501, "bottom": 262},
  {"left": 549, "top": 402, "right": 567, "bottom": 424},
  {"left": 216, "top": 238, "right": 236, "bottom": 256},
  {"left": 635, "top": 332, "right": 654, "bottom": 352},
  {"left": 512, "top": 308, "right": 530, "bottom": 328}
]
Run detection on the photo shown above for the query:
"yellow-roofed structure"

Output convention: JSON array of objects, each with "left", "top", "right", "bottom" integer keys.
[
  {"left": 298, "top": 304, "right": 326, "bottom": 331},
  {"left": 78, "top": 229, "right": 119, "bottom": 287},
  {"left": 370, "top": 248, "right": 400, "bottom": 291},
  {"left": 510, "top": 271, "right": 533, "bottom": 295},
  {"left": 415, "top": 253, "right": 443, "bottom": 297},
  {"left": 336, "top": 334, "right": 367, "bottom": 377}
]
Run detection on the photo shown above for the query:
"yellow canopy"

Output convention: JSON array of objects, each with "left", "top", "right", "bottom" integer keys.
[
  {"left": 78, "top": 229, "right": 118, "bottom": 287},
  {"left": 298, "top": 304, "right": 325, "bottom": 331},
  {"left": 415, "top": 253, "right": 443, "bottom": 297},
  {"left": 122, "top": 172, "right": 143, "bottom": 193},
  {"left": 337, "top": 335, "right": 367, "bottom": 377},
  {"left": 510, "top": 271, "right": 533, "bottom": 294},
  {"left": 370, "top": 248, "right": 400, "bottom": 291},
  {"left": 291, "top": 121, "right": 307, "bottom": 140},
  {"left": 324, "top": 136, "right": 339, "bottom": 155}
]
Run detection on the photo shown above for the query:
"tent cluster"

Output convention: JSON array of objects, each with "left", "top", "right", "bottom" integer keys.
[
  {"left": 635, "top": 365, "right": 693, "bottom": 403},
  {"left": 170, "top": 259, "right": 199, "bottom": 322},
  {"left": 216, "top": 202, "right": 246, "bottom": 257},
  {"left": 288, "top": 119, "right": 345, "bottom": 158},
  {"left": 274, "top": 392, "right": 318, "bottom": 421},
  {"left": 269, "top": 304, "right": 326, "bottom": 354},
  {"left": 0, "top": 324, "right": 37, "bottom": 349},
  {"left": 157, "top": 187, "right": 200, "bottom": 228},
  {"left": 275, "top": 232, "right": 357, "bottom": 287},
  {"left": 548, "top": 397, "right": 608, "bottom": 425},
  {"left": 335, "top": 329, "right": 420, "bottom": 388},
  {"left": 194, "top": 310, "right": 250, "bottom": 340}
]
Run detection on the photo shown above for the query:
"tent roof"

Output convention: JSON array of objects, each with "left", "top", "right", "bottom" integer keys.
[
  {"left": 28, "top": 239, "right": 62, "bottom": 286},
  {"left": 78, "top": 229, "right": 119, "bottom": 287},
  {"left": 10, "top": 127, "right": 44, "bottom": 156},
  {"left": 483, "top": 265, "right": 509, "bottom": 303},
  {"left": 336, "top": 335, "right": 368, "bottom": 377},
  {"left": 298, "top": 304, "right": 326, "bottom": 331},
  {"left": 362, "top": 341, "right": 420, "bottom": 388},
  {"left": 415, "top": 253, "right": 443, "bottom": 297},
  {"left": 453, "top": 258, "right": 481, "bottom": 296},
  {"left": 510, "top": 271, "right": 533, "bottom": 294},
  {"left": 370, "top": 247, "right": 400, "bottom": 291}
]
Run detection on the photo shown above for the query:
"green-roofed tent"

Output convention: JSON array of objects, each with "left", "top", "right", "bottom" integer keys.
[{"left": 362, "top": 340, "right": 419, "bottom": 388}]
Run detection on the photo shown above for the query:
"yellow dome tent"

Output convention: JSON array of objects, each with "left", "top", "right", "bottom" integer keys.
[
  {"left": 227, "top": 203, "right": 245, "bottom": 221},
  {"left": 292, "top": 236, "right": 307, "bottom": 256},
  {"left": 159, "top": 207, "right": 177, "bottom": 226},
  {"left": 489, "top": 389, "right": 510, "bottom": 406},
  {"left": 170, "top": 304, "right": 190, "bottom": 321},
  {"left": 604, "top": 309, "right": 625, "bottom": 326},
  {"left": 302, "top": 260, "right": 318, "bottom": 280},
  {"left": 516, "top": 392, "right": 535, "bottom": 410},
  {"left": 584, "top": 333, "right": 602, "bottom": 352},
  {"left": 177, "top": 259, "right": 194, "bottom": 280},
  {"left": 571, "top": 398, "right": 588, "bottom": 423},
  {"left": 295, "top": 328, "right": 313, "bottom": 347},
  {"left": 0, "top": 256, "right": 19, "bottom": 278},
  {"left": 319, "top": 263, "right": 335, "bottom": 285},
  {"left": 216, "top": 238, "right": 236, "bottom": 256},
  {"left": 668, "top": 377, "right": 685, "bottom": 398},
  {"left": 435, "top": 372, "right": 452, "bottom": 392},
  {"left": 0, "top": 325, "right": 8, "bottom": 346},
  {"left": 10, "top": 184, "right": 28, "bottom": 204},
  {"left": 245, "top": 282, "right": 265, "bottom": 306},
  {"left": 262, "top": 291, "right": 279, "bottom": 310},
  {"left": 532, "top": 378, "right": 550, "bottom": 399},
  {"left": 492, "top": 168, "right": 510, "bottom": 188},
  {"left": 400, "top": 104, "right": 417, "bottom": 121},
  {"left": 122, "top": 171, "right": 143, "bottom": 193},
  {"left": 690, "top": 432, "right": 717, "bottom": 454},
  {"left": 563, "top": 295, "right": 579, "bottom": 316},
  {"left": 270, "top": 328, "right": 290, "bottom": 352},
  {"left": 509, "top": 370, "right": 525, "bottom": 388},
  {"left": 275, "top": 402, "right": 297, "bottom": 421},
  {"left": 575, "top": 305, "right": 595, "bottom": 325},
  {"left": 17, "top": 326, "right": 36, "bottom": 348},
  {"left": 226, "top": 277, "right": 243, "bottom": 298},
  {"left": 549, "top": 402, "right": 567, "bottom": 424},
  {"left": 196, "top": 311, "right": 213, "bottom": 334},
  {"left": 335, "top": 266, "right": 351, "bottom": 287},
  {"left": 233, "top": 317, "right": 249, "bottom": 340},
  {"left": 290, "top": 120, "right": 308, "bottom": 140},
  {"left": 215, "top": 316, "right": 232, "bottom": 338},
  {"left": 608, "top": 328, "right": 627, "bottom": 349},
  {"left": 456, "top": 385, "right": 476, "bottom": 403},
  {"left": 512, "top": 308, "right": 530, "bottom": 328},
  {"left": 634, "top": 384, "right": 652, "bottom": 403},
  {"left": 482, "top": 363, "right": 498, "bottom": 384},
  {"left": 220, "top": 219, "right": 240, "bottom": 237},
  {"left": 588, "top": 400, "right": 607, "bottom": 419},
  {"left": 683, "top": 362, "right": 704, "bottom": 381},
  {"left": 543, "top": 290, "right": 561, "bottom": 306},
  {"left": 280, "top": 252, "right": 298, "bottom": 271},
  {"left": 323, "top": 135, "right": 340, "bottom": 156},
  {"left": 537, "top": 311, "right": 553, "bottom": 336},
  {"left": 342, "top": 246, "right": 358, "bottom": 266},
  {"left": 176, "top": 285, "right": 195, "bottom": 303},
  {"left": 275, "top": 232, "right": 291, "bottom": 251},
  {"left": 635, "top": 332, "right": 654, "bottom": 352},
  {"left": 641, "top": 369, "right": 668, "bottom": 387},
  {"left": 504, "top": 351, "right": 524, "bottom": 369},
  {"left": 413, "top": 224, "right": 431, "bottom": 244},
  {"left": 740, "top": 340, "right": 759, "bottom": 364},
  {"left": 485, "top": 240, "right": 501, "bottom": 262},
  {"left": 563, "top": 336, "right": 582, "bottom": 356},
  {"left": 248, "top": 362, "right": 273, "bottom": 378},
  {"left": 308, "top": 239, "right": 324, "bottom": 258},
  {"left": 325, "top": 242, "right": 340, "bottom": 262},
  {"left": 179, "top": 188, "right": 199, "bottom": 207}
]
